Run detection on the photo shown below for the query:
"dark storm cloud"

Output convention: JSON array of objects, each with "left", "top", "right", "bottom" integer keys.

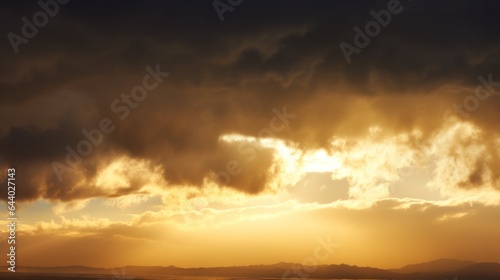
[{"left": 1, "top": 0, "right": 500, "bottom": 201}]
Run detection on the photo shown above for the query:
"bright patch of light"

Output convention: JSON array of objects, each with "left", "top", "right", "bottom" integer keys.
[
  {"left": 301, "top": 149, "right": 342, "bottom": 173},
  {"left": 219, "top": 133, "right": 343, "bottom": 179}
]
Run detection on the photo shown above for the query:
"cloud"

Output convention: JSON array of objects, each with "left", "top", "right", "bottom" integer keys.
[
  {"left": 9, "top": 196, "right": 500, "bottom": 267},
  {"left": 1, "top": 0, "right": 500, "bottom": 204}
]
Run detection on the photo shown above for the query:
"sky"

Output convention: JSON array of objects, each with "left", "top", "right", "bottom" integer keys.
[{"left": 1, "top": 0, "right": 500, "bottom": 270}]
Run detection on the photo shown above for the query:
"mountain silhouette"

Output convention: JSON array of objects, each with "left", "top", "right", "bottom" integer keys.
[
  {"left": 392, "top": 258, "right": 477, "bottom": 273},
  {"left": 9, "top": 259, "right": 500, "bottom": 279},
  {"left": 456, "top": 263, "right": 500, "bottom": 280}
]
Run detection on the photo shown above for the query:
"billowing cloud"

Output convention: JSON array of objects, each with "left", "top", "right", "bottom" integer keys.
[{"left": 2, "top": 1, "right": 500, "bottom": 203}]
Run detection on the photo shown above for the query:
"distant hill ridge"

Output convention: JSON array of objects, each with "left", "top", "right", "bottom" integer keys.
[
  {"left": 11, "top": 259, "right": 500, "bottom": 280},
  {"left": 391, "top": 258, "right": 477, "bottom": 273}
]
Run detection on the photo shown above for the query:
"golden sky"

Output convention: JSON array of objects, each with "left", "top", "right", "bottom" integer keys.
[{"left": 1, "top": 0, "right": 500, "bottom": 269}]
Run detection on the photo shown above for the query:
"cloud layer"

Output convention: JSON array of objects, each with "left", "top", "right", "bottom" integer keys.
[{"left": 1, "top": 0, "right": 500, "bottom": 204}]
